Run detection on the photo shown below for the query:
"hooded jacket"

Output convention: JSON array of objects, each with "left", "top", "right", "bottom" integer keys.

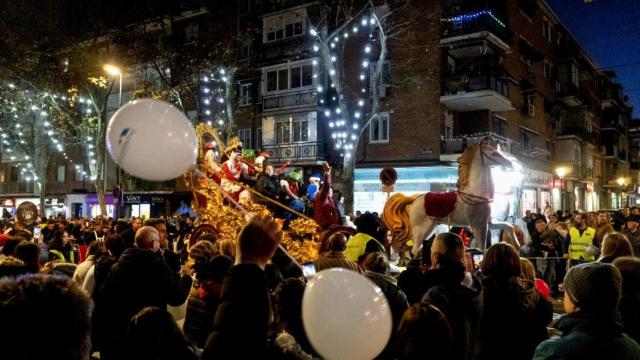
[
  {"left": 534, "top": 312, "right": 640, "bottom": 360},
  {"left": 421, "top": 266, "right": 482, "bottom": 360},
  {"left": 476, "top": 276, "right": 553, "bottom": 360}
]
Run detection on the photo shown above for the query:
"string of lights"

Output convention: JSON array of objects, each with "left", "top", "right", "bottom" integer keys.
[{"left": 441, "top": 10, "right": 506, "bottom": 28}]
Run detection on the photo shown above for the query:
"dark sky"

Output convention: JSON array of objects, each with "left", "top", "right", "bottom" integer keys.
[{"left": 547, "top": 0, "right": 640, "bottom": 118}]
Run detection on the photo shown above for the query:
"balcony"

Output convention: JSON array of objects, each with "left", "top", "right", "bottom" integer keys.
[
  {"left": 557, "top": 126, "right": 594, "bottom": 144},
  {"left": 440, "top": 132, "right": 513, "bottom": 161},
  {"left": 441, "top": 10, "right": 510, "bottom": 58},
  {"left": 440, "top": 75, "right": 513, "bottom": 112},
  {"left": 122, "top": 175, "right": 176, "bottom": 192},
  {"left": 262, "top": 36, "right": 310, "bottom": 63},
  {"left": 0, "top": 181, "right": 37, "bottom": 194},
  {"left": 557, "top": 83, "right": 583, "bottom": 107},
  {"left": 263, "top": 90, "right": 317, "bottom": 113},
  {"left": 262, "top": 141, "right": 325, "bottom": 163}
]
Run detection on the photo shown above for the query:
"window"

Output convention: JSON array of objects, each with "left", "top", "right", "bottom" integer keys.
[
  {"left": 263, "top": 9, "right": 306, "bottom": 43},
  {"left": 264, "top": 61, "right": 316, "bottom": 94},
  {"left": 57, "top": 165, "right": 65, "bottom": 183},
  {"left": 257, "top": 127, "right": 262, "bottom": 149},
  {"left": 238, "top": 129, "right": 252, "bottom": 149},
  {"left": 571, "top": 63, "right": 580, "bottom": 88},
  {"left": 521, "top": 130, "right": 535, "bottom": 152},
  {"left": 492, "top": 116, "right": 509, "bottom": 137},
  {"left": 185, "top": 23, "right": 199, "bottom": 43},
  {"left": 75, "top": 167, "right": 84, "bottom": 181},
  {"left": 544, "top": 60, "right": 553, "bottom": 80},
  {"left": 239, "top": 83, "right": 252, "bottom": 105},
  {"left": 240, "top": 38, "right": 253, "bottom": 58},
  {"left": 370, "top": 113, "right": 390, "bottom": 143},
  {"left": 556, "top": 31, "right": 563, "bottom": 48},
  {"left": 542, "top": 17, "right": 552, "bottom": 42},
  {"left": 276, "top": 115, "right": 309, "bottom": 144}
]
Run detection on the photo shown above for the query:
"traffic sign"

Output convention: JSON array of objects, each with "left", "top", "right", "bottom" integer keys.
[{"left": 379, "top": 167, "right": 398, "bottom": 186}]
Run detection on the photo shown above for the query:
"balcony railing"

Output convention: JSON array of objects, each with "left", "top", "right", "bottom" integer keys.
[
  {"left": 440, "top": 132, "right": 513, "bottom": 154},
  {"left": 122, "top": 176, "right": 175, "bottom": 192},
  {"left": 262, "top": 141, "right": 325, "bottom": 162},
  {"left": 441, "top": 10, "right": 510, "bottom": 43},
  {"left": 0, "top": 181, "right": 37, "bottom": 194},
  {"left": 442, "top": 74, "right": 509, "bottom": 97},
  {"left": 558, "top": 126, "right": 593, "bottom": 142},
  {"left": 557, "top": 83, "right": 583, "bottom": 107},
  {"left": 440, "top": 74, "right": 512, "bottom": 112},
  {"left": 263, "top": 90, "right": 317, "bottom": 112}
]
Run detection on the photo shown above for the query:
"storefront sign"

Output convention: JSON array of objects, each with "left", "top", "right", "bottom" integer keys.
[
  {"left": 523, "top": 170, "right": 553, "bottom": 188},
  {"left": 44, "top": 198, "right": 65, "bottom": 206},
  {"left": 1, "top": 199, "right": 14, "bottom": 207}
]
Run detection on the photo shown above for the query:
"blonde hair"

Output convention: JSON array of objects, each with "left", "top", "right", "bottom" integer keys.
[{"left": 520, "top": 258, "right": 536, "bottom": 283}]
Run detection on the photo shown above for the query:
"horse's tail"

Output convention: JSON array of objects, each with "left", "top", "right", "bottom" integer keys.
[{"left": 383, "top": 193, "right": 419, "bottom": 247}]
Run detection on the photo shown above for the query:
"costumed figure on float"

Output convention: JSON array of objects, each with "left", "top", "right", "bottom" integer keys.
[{"left": 220, "top": 137, "right": 255, "bottom": 203}]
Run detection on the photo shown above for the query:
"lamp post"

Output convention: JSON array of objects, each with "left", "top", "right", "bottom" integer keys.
[
  {"left": 556, "top": 167, "right": 567, "bottom": 213},
  {"left": 103, "top": 64, "right": 123, "bottom": 218},
  {"left": 617, "top": 177, "right": 626, "bottom": 209}
]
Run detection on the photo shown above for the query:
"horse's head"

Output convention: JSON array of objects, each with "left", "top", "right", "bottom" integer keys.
[{"left": 479, "top": 140, "right": 513, "bottom": 169}]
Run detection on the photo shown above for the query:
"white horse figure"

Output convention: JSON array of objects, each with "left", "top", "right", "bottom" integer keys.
[{"left": 383, "top": 141, "right": 516, "bottom": 255}]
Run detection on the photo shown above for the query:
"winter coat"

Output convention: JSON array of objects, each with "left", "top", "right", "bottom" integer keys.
[
  {"left": 72, "top": 254, "right": 95, "bottom": 285},
  {"left": 397, "top": 264, "right": 425, "bottom": 305},
  {"left": 183, "top": 290, "right": 222, "bottom": 348},
  {"left": 476, "top": 276, "right": 553, "bottom": 360},
  {"left": 256, "top": 173, "right": 279, "bottom": 201},
  {"left": 622, "top": 228, "right": 640, "bottom": 256},
  {"left": 314, "top": 251, "right": 359, "bottom": 272},
  {"left": 94, "top": 248, "right": 192, "bottom": 359},
  {"left": 534, "top": 312, "right": 640, "bottom": 360},
  {"left": 620, "top": 294, "right": 640, "bottom": 344},
  {"left": 202, "top": 264, "right": 271, "bottom": 359},
  {"left": 421, "top": 267, "right": 482, "bottom": 360}
]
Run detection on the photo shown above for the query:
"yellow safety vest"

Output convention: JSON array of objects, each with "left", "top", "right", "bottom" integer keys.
[
  {"left": 50, "top": 249, "right": 75, "bottom": 264},
  {"left": 344, "top": 233, "right": 375, "bottom": 262},
  {"left": 569, "top": 227, "right": 595, "bottom": 261}
]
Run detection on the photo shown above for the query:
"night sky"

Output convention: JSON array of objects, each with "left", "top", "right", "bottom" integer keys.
[{"left": 547, "top": 0, "right": 640, "bottom": 118}]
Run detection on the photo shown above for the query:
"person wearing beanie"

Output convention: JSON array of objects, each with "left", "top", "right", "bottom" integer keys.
[
  {"left": 534, "top": 262, "right": 640, "bottom": 359},
  {"left": 307, "top": 173, "right": 321, "bottom": 201}
]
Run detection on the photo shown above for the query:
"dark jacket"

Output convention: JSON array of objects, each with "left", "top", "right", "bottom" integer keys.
[
  {"left": 620, "top": 294, "right": 640, "bottom": 344},
  {"left": 397, "top": 263, "right": 425, "bottom": 305},
  {"left": 476, "top": 276, "right": 553, "bottom": 360},
  {"left": 183, "top": 291, "right": 222, "bottom": 348},
  {"left": 539, "top": 229, "right": 562, "bottom": 257},
  {"left": 534, "top": 312, "right": 640, "bottom": 360},
  {"left": 94, "top": 248, "right": 192, "bottom": 359},
  {"left": 421, "top": 267, "right": 482, "bottom": 360},
  {"left": 202, "top": 264, "right": 271, "bottom": 359},
  {"left": 256, "top": 173, "right": 279, "bottom": 201},
  {"left": 622, "top": 228, "right": 640, "bottom": 256}
]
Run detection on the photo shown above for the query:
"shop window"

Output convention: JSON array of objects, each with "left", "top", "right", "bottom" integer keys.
[{"left": 57, "top": 165, "right": 65, "bottom": 182}]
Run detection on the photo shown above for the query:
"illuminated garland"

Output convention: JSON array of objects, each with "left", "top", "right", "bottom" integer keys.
[
  {"left": 441, "top": 10, "right": 506, "bottom": 29},
  {"left": 200, "top": 68, "right": 229, "bottom": 128}
]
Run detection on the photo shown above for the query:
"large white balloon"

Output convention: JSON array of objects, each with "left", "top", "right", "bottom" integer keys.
[
  {"left": 106, "top": 99, "right": 198, "bottom": 181},
  {"left": 302, "top": 268, "right": 392, "bottom": 360}
]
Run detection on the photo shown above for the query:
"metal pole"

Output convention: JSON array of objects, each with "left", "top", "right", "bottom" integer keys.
[
  {"left": 560, "top": 179, "right": 564, "bottom": 214},
  {"left": 116, "top": 73, "right": 122, "bottom": 186}
]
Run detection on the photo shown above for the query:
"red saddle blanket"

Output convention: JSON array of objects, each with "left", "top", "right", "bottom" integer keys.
[{"left": 424, "top": 192, "right": 458, "bottom": 218}]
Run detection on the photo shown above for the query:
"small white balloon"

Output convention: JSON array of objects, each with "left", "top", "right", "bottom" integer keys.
[
  {"left": 302, "top": 268, "right": 392, "bottom": 360},
  {"left": 107, "top": 99, "right": 198, "bottom": 181}
]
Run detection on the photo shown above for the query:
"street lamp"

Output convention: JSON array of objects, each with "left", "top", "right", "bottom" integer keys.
[
  {"left": 617, "top": 177, "right": 626, "bottom": 208},
  {"left": 555, "top": 167, "right": 567, "bottom": 213},
  {"left": 103, "top": 64, "right": 123, "bottom": 218}
]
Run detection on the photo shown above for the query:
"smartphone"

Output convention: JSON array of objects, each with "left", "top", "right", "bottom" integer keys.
[
  {"left": 302, "top": 262, "right": 316, "bottom": 278},
  {"left": 473, "top": 254, "right": 484, "bottom": 269},
  {"left": 33, "top": 227, "right": 41, "bottom": 238}
]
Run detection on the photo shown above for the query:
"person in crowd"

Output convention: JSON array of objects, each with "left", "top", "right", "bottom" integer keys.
[
  {"left": 537, "top": 220, "right": 563, "bottom": 291},
  {"left": 13, "top": 241, "right": 40, "bottom": 274},
  {"left": 184, "top": 255, "right": 233, "bottom": 348},
  {"left": 214, "top": 238, "right": 236, "bottom": 259},
  {"left": 622, "top": 215, "right": 640, "bottom": 256},
  {"left": 594, "top": 210, "right": 615, "bottom": 248},
  {"left": 612, "top": 256, "right": 640, "bottom": 344},
  {"left": 313, "top": 161, "right": 340, "bottom": 229},
  {"left": 202, "top": 215, "right": 282, "bottom": 359},
  {"left": 1, "top": 236, "right": 26, "bottom": 258},
  {"left": 632, "top": 207, "right": 640, "bottom": 217},
  {"left": 279, "top": 172, "right": 306, "bottom": 225},
  {"left": 41, "top": 219, "right": 57, "bottom": 243},
  {"left": 569, "top": 212, "right": 596, "bottom": 266},
  {"left": 94, "top": 226, "right": 193, "bottom": 359},
  {"left": 420, "top": 232, "right": 481, "bottom": 360},
  {"left": 48, "top": 229, "right": 76, "bottom": 264},
  {"left": 333, "top": 190, "right": 347, "bottom": 226},
  {"left": 395, "top": 302, "right": 454, "bottom": 360},
  {"left": 306, "top": 173, "right": 321, "bottom": 201},
  {"left": 586, "top": 212, "right": 598, "bottom": 229},
  {"left": 121, "top": 218, "right": 142, "bottom": 248},
  {"left": 362, "top": 251, "right": 409, "bottom": 359},
  {"left": 0, "top": 274, "right": 92, "bottom": 359},
  {"left": 597, "top": 232, "right": 635, "bottom": 263},
  {"left": 125, "top": 306, "right": 197, "bottom": 360},
  {"left": 4, "top": 221, "right": 31, "bottom": 239},
  {"left": 0, "top": 256, "right": 28, "bottom": 277},
  {"left": 534, "top": 262, "right": 640, "bottom": 359},
  {"left": 270, "top": 278, "right": 315, "bottom": 359},
  {"left": 145, "top": 218, "right": 180, "bottom": 276},
  {"left": 189, "top": 240, "right": 218, "bottom": 270},
  {"left": 398, "top": 257, "right": 428, "bottom": 305},
  {"left": 345, "top": 212, "right": 385, "bottom": 261},
  {"left": 520, "top": 258, "right": 551, "bottom": 300},
  {"left": 72, "top": 241, "right": 102, "bottom": 285},
  {"left": 476, "top": 243, "right": 553, "bottom": 360},
  {"left": 83, "top": 234, "right": 128, "bottom": 298},
  {"left": 314, "top": 233, "right": 359, "bottom": 272}
]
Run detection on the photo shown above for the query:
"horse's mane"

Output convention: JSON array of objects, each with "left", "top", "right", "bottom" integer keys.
[{"left": 457, "top": 144, "right": 478, "bottom": 189}]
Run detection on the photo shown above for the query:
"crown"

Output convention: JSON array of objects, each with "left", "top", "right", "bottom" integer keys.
[{"left": 224, "top": 136, "right": 243, "bottom": 154}]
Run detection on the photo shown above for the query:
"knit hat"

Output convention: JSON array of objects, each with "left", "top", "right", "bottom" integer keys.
[
  {"left": 625, "top": 215, "right": 640, "bottom": 224},
  {"left": 309, "top": 173, "right": 321, "bottom": 182},
  {"left": 564, "top": 262, "right": 622, "bottom": 312}
]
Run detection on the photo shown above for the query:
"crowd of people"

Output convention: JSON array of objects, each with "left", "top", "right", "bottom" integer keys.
[{"left": 1, "top": 197, "right": 640, "bottom": 359}]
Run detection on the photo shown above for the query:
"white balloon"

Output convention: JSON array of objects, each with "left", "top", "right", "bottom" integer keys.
[
  {"left": 106, "top": 99, "right": 198, "bottom": 181},
  {"left": 302, "top": 268, "right": 392, "bottom": 360}
]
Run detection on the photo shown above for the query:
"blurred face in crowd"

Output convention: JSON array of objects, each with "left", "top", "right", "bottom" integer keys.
[
  {"left": 633, "top": 208, "right": 640, "bottom": 216},
  {"left": 623, "top": 208, "right": 631, "bottom": 217},
  {"left": 155, "top": 223, "right": 168, "bottom": 248},
  {"left": 62, "top": 231, "right": 70, "bottom": 245},
  {"left": 132, "top": 219, "right": 142, "bottom": 232},
  {"left": 574, "top": 214, "right": 586, "bottom": 228},
  {"left": 627, "top": 220, "right": 639, "bottom": 232},
  {"left": 548, "top": 214, "right": 558, "bottom": 224},
  {"left": 597, "top": 212, "right": 609, "bottom": 226},
  {"left": 265, "top": 165, "right": 274, "bottom": 176},
  {"left": 535, "top": 220, "right": 546, "bottom": 234},
  {"left": 47, "top": 223, "right": 55, "bottom": 231}
]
